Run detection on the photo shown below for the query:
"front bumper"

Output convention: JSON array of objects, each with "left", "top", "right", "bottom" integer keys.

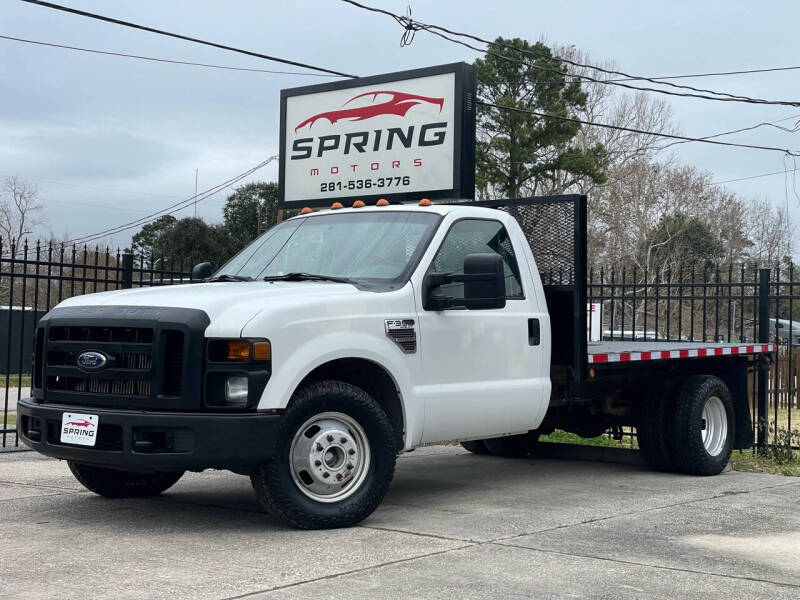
[{"left": 17, "top": 397, "right": 282, "bottom": 472}]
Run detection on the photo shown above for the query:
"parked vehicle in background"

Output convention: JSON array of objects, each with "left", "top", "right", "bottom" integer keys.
[
  {"left": 767, "top": 318, "right": 800, "bottom": 345},
  {"left": 602, "top": 329, "right": 658, "bottom": 341}
]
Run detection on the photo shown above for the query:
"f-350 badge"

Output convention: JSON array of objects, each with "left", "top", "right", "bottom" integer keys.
[{"left": 384, "top": 319, "right": 417, "bottom": 354}]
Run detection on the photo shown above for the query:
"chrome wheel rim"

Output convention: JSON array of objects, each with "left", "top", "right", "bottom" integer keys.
[
  {"left": 289, "top": 412, "right": 370, "bottom": 503},
  {"left": 701, "top": 396, "right": 728, "bottom": 457}
]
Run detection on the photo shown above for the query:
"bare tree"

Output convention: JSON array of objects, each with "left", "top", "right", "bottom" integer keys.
[
  {"left": 744, "top": 196, "right": 795, "bottom": 265},
  {"left": 530, "top": 45, "right": 678, "bottom": 198},
  {"left": 0, "top": 176, "right": 43, "bottom": 248}
]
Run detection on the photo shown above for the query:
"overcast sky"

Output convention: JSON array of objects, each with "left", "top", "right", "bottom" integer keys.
[{"left": 1, "top": 0, "right": 799, "bottom": 250}]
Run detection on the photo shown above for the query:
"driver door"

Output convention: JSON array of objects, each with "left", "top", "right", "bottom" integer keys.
[{"left": 415, "top": 218, "right": 549, "bottom": 443}]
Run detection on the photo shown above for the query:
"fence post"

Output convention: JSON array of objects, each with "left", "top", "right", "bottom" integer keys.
[
  {"left": 121, "top": 253, "right": 134, "bottom": 289},
  {"left": 757, "top": 268, "right": 770, "bottom": 447}
]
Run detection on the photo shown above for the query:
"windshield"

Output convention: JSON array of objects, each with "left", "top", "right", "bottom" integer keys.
[{"left": 214, "top": 211, "right": 441, "bottom": 289}]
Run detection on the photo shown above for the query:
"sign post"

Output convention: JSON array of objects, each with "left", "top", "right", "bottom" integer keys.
[{"left": 279, "top": 62, "right": 475, "bottom": 208}]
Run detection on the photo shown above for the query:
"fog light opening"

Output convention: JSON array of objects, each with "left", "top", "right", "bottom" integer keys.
[{"left": 225, "top": 376, "right": 249, "bottom": 405}]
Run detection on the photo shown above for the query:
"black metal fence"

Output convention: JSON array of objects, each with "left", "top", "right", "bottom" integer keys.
[
  {"left": 3, "top": 238, "right": 799, "bottom": 452},
  {"left": 587, "top": 263, "right": 799, "bottom": 449},
  {"left": 1, "top": 239, "right": 195, "bottom": 447}
]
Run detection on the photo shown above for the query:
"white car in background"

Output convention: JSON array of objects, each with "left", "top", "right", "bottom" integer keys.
[{"left": 768, "top": 318, "right": 800, "bottom": 346}]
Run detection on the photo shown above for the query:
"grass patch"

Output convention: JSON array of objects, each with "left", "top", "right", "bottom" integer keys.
[
  {"left": 539, "top": 429, "right": 639, "bottom": 449},
  {"left": 0, "top": 374, "right": 31, "bottom": 389},
  {"left": 731, "top": 450, "right": 800, "bottom": 476},
  {"left": 2, "top": 412, "right": 16, "bottom": 427}
]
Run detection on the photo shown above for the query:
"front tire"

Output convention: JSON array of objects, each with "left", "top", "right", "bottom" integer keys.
[
  {"left": 670, "top": 375, "right": 734, "bottom": 476},
  {"left": 251, "top": 380, "right": 397, "bottom": 529},
  {"left": 67, "top": 462, "right": 183, "bottom": 498}
]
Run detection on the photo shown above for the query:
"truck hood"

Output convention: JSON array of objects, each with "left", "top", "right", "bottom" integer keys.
[{"left": 55, "top": 281, "right": 363, "bottom": 336}]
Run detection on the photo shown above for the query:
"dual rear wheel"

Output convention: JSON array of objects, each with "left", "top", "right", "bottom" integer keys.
[{"left": 637, "top": 375, "right": 734, "bottom": 476}]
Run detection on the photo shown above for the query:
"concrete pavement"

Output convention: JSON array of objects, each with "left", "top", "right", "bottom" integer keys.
[
  {"left": 1, "top": 446, "right": 799, "bottom": 599},
  {"left": 1, "top": 388, "right": 21, "bottom": 414}
]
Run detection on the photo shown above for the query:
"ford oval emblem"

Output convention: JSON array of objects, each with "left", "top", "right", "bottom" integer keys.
[{"left": 76, "top": 351, "right": 108, "bottom": 370}]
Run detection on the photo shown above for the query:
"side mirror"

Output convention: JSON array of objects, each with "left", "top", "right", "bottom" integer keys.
[
  {"left": 423, "top": 253, "right": 506, "bottom": 311},
  {"left": 192, "top": 262, "right": 213, "bottom": 280}
]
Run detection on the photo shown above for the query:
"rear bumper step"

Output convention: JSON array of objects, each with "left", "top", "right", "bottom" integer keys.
[{"left": 17, "top": 397, "right": 282, "bottom": 472}]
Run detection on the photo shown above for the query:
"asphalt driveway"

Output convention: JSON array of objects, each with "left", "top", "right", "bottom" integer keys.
[{"left": 1, "top": 445, "right": 799, "bottom": 599}]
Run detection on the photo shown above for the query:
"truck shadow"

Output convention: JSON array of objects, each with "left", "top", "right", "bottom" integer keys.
[{"left": 51, "top": 451, "right": 655, "bottom": 533}]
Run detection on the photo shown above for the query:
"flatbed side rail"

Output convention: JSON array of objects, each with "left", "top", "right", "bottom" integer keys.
[{"left": 588, "top": 342, "right": 777, "bottom": 365}]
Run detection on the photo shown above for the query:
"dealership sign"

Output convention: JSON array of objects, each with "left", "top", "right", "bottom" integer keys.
[{"left": 279, "top": 62, "right": 475, "bottom": 208}]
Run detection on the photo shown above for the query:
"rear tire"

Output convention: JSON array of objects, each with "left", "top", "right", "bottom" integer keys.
[
  {"left": 670, "top": 375, "right": 734, "bottom": 476},
  {"left": 637, "top": 390, "right": 675, "bottom": 472},
  {"left": 483, "top": 431, "right": 540, "bottom": 458},
  {"left": 460, "top": 440, "right": 491, "bottom": 455},
  {"left": 250, "top": 380, "right": 396, "bottom": 529},
  {"left": 67, "top": 462, "right": 183, "bottom": 498}
]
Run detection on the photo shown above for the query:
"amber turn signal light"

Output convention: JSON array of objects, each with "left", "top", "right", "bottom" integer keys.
[
  {"left": 252, "top": 341, "right": 271, "bottom": 361},
  {"left": 226, "top": 340, "right": 250, "bottom": 361}
]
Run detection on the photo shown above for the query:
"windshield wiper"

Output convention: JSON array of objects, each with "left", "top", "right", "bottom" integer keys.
[
  {"left": 262, "top": 272, "right": 353, "bottom": 284},
  {"left": 205, "top": 274, "right": 253, "bottom": 282}
]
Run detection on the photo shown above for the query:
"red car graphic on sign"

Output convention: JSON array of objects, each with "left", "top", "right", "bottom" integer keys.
[
  {"left": 65, "top": 419, "right": 93, "bottom": 427},
  {"left": 295, "top": 90, "right": 444, "bottom": 132}
]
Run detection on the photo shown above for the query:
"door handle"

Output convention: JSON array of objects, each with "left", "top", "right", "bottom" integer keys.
[{"left": 528, "top": 318, "right": 540, "bottom": 346}]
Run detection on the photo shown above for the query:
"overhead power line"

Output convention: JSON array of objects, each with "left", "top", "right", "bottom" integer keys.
[
  {"left": 710, "top": 167, "right": 800, "bottom": 186},
  {"left": 19, "top": 0, "right": 356, "bottom": 78},
  {"left": 0, "top": 34, "right": 345, "bottom": 77},
  {"left": 656, "top": 113, "right": 800, "bottom": 151},
  {"left": 2, "top": 173, "right": 184, "bottom": 199},
  {"left": 611, "top": 65, "right": 800, "bottom": 82},
  {"left": 65, "top": 156, "right": 277, "bottom": 246},
  {"left": 476, "top": 101, "right": 799, "bottom": 155},
  {"left": 341, "top": 0, "right": 800, "bottom": 107}
]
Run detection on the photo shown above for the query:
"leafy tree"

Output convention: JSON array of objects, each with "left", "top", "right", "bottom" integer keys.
[
  {"left": 222, "top": 182, "right": 279, "bottom": 252},
  {"left": 129, "top": 215, "right": 177, "bottom": 266},
  {"left": 475, "top": 38, "right": 607, "bottom": 198},
  {"left": 640, "top": 213, "right": 724, "bottom": 273},
  {"left": 159, "top": 218, "right": 235, "bottom": 270}
]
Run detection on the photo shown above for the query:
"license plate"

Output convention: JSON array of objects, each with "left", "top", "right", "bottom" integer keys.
[{"left": 60, "top": 412, "right": 99, "bottom": 447}]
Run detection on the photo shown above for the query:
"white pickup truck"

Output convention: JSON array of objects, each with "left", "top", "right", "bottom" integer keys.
[{"left": 19, "top": 195, "right": 774, "bottom": 529}]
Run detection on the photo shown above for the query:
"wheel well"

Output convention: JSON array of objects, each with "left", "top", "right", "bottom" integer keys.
[{"left": 295, "top": 358, "right": 405, "bottom": 449}]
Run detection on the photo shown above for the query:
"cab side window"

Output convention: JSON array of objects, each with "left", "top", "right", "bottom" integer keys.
[{"left": 431, "top": 219, "right": 524, "bottom": 300}]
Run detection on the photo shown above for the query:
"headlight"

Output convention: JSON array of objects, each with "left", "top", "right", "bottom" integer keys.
[
  {"left": 225, "top": 376, "right": 249, "bottom": 405},
  {"left": 209, "top": 340, "right": 271, "bottom": 362}
]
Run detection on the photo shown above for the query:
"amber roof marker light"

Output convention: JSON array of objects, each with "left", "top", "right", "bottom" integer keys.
[
  {"left": 352, "top": 200, "right": 365, "bottom": 208},
  {"left": 419, "top": 198, "right": 432, "bottom": 206},
  {"left": 300, "top": 207, "right": 312, "bottom": 214},
  {"left": 376, "top": 198, "right": 389, "bottom": 206},
  {"left": 331, "top": 202, "right": 343, "bottom": 210}
]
